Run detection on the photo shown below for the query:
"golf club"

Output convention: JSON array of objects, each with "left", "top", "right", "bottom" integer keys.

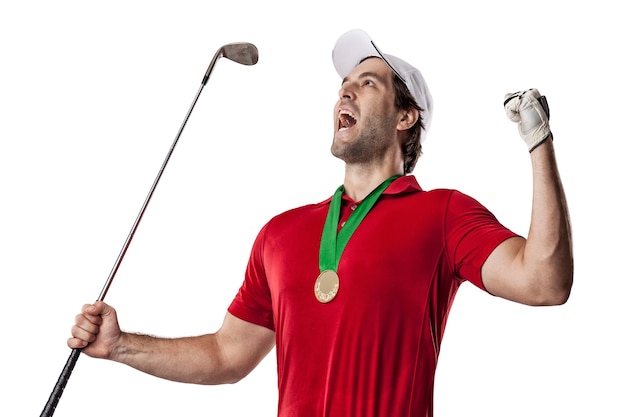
[{"left": 39, "top": 41, "right": 259, "bottom": 417}]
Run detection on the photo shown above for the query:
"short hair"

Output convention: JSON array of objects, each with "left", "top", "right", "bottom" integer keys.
[{"left": 392, "top": 74, "right": 424, "bottom": 174}]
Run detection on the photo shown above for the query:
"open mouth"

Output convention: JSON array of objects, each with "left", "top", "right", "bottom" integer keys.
[{"left": 338, "top": 109, "right": 357, "bottom": 131}]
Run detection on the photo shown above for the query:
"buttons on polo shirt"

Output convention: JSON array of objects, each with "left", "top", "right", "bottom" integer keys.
[{"left": 339, "top": 203, "right": 358, "bottom": 228}]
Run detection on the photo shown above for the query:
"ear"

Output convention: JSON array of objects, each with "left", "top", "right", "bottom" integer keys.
[{"left": 397, "top": 107, "right": 419, "bottom": 132}]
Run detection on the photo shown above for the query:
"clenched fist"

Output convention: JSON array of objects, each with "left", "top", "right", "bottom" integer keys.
[{"left": 504, "top": 89, "right": 552, "bottom": 152}]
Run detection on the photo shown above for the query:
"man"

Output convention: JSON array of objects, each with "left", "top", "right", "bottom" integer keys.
[{"left": 68, "top": 29, "right": 573, "bottom": 416}]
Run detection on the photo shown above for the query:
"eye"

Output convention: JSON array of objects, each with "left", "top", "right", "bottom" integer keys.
[{"left": 361, "top": 79, "right": 376, "bottom": 87}]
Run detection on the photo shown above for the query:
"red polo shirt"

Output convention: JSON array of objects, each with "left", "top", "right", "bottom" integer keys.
[{"left": 228, "top": 175, "right": 517, "bottom": 417}]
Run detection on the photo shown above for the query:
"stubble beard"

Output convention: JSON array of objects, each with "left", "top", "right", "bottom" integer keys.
[{"left": 331, "top": 115, "right": 396, "bottom": 166}]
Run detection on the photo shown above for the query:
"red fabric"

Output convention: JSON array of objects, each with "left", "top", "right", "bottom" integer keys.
[{"left": 228, "top": 175, "right": 517, "bottom": 417}]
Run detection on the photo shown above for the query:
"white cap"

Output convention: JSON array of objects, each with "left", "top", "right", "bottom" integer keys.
[{"left": 332, "top": 29, "right": 433, "bottom": 140}]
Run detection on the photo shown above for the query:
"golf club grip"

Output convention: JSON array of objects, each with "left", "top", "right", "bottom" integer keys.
[{"left": 40, "top": 348, "right": 81, "bottom": 417}]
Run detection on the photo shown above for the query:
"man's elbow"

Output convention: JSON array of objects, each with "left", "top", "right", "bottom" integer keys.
[
  {"left": 540, "top": 286, "right": 571, "bottom": 306},
  {"left": 532, "top": 270, "right": 574, "bottom": 306}
]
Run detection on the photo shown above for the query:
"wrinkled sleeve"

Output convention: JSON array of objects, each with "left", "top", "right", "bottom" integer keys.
[
  {"left": 228, "top": 222, "right": 275, "bottom": 331},
  {"left": 445, "top": 190, "right": 519, "bottom": 290}
]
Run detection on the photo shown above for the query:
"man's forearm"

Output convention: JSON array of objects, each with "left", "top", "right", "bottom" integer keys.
[
  {"left": 112, "top": 332, "right": 238, "bottom": 385},
  {"left": 525, "top": 138, "right": 574, "bottom": 303}
]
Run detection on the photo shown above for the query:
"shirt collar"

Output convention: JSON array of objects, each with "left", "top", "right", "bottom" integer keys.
[
  {"left": 384, "top": 174, "right": 422, "bottom": 195},
  {"left": 319, "top": 175, "right": 423, "bottom": 205}
]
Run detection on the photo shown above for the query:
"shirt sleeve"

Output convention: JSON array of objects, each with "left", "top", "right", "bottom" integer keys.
[
  {"left": 445, "top": 190, "right": 519, "bottom": 290},
  {"left": 227, "top": 223, "right": 276, "bottom": 331}
]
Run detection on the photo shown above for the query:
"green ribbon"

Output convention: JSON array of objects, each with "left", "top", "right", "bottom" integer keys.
[{"left": 319, "top": 175, "right": 400, "bottom": 272}]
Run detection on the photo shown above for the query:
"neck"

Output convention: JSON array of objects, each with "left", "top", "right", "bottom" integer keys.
[{"left": 343, "top": 164, "right": 403, "bottom": 202}]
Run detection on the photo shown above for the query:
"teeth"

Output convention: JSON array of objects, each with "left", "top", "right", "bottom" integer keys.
[
  {"left": 339, "top": 109, "right": 355, "bottom": 118},
  {"left": 338, "top": 109, "right": 356, "bottom": 131}
]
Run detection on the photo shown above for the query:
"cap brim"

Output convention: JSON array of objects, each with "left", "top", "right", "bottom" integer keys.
[{"left": 332, "top": 29, "right": 382, "bottom": 78}]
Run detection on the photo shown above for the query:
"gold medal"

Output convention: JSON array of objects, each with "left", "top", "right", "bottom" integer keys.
[{"left": 314, "top": 270, "right": 340, "bottom": 303}]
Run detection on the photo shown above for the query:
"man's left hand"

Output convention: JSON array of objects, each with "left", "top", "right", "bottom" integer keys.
[{"left": 504, "top": 88, "right": 552, "bottom": 152}]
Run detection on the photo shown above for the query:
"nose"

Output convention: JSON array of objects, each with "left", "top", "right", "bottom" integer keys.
[{"left": 338, "top": 81, "right": 354, "bottom": 100}]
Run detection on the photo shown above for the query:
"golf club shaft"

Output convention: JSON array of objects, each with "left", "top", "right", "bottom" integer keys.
[{"left": 39, "top": 45, "right": 232, "bottom": 417}]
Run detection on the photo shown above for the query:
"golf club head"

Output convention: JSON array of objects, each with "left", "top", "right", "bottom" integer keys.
[
  {"left": 202, "top": 42, "right": 258, "bottom": 85},
  {"left": 222, "top": 42, "right": 258, "bottom": 66}
]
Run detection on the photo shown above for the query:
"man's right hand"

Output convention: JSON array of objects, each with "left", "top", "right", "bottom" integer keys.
[{"left": 67, "top": 301, "right": 122, "bottom": 359}]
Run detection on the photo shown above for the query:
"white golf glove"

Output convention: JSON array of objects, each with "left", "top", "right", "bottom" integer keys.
[{"left": 504, "top": 88, "right": 552, "bottom": 152}]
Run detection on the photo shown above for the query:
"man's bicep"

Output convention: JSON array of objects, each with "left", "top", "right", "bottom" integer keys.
[
  {"left": 216, "top": 312, "right": 276, "bottom": 380},
  {"left": 481, "top": 236, "right": 529, "bottom": 302}
]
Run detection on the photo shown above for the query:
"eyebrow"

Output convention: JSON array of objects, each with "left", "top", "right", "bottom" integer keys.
[{"left": 342, "top": 71, "right": 387, "bottom": 86}]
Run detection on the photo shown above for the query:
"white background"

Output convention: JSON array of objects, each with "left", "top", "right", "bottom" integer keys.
[{"left": 1, "top": 1, "right": 624, "bottom": 416}]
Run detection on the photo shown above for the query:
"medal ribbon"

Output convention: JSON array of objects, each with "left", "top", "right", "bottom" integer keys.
[{"left": 319, "top": 175, "right": 400, "bottom": 273}]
